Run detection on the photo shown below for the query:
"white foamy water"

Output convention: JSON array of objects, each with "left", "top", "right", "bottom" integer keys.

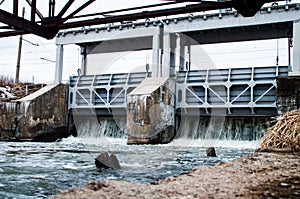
[
  {"left": 168, "top": 138, "right": 260, "bottom": 149},
  {"left": 61, "top": 136, "right": 260, "bottom": 149}
]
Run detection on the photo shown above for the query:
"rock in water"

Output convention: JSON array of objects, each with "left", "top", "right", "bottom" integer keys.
[
  {"left": 95, "top": 152, "right": 121, "bottom": 169},
  {"left": 206, "top": 147, "right": 217, "bottom": 157}
]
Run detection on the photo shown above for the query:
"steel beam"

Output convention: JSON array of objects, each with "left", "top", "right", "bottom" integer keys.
[
  {"left": 30, "top": 0, "right": 36, "bottom": 22},
  {"left": 13, "top": 0, "right": 18, "bottom": 15},
  {"left": 0, "top": 9, "right": 55, "bottom": 39},
  {"left": 59, "top": 2, "right": 231, "bottom": 30},
  {"left": 0, "top": 30, "right": 25, "bottom": 37},
  {"left": 57, "top": 0, "right": 75, "bottom": 18},
  {"left": 26, "top": 0, "right": 44, "bottom": 21}
]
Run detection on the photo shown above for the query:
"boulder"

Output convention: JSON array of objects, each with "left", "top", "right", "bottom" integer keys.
[
  {"left": 206, "top": 147, "right": 217, "bottom": 157},
  {"left": 95, "top": 152, "right": 121, "bottom": 169}
]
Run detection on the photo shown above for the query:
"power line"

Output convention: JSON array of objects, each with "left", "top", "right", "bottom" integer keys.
[{"left": 40, "top": 57, "right": 55, "bottom": 63}]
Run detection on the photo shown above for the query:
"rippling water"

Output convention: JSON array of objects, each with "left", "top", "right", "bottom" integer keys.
[{"left": 0, "top": 137, "right": 257, "bottom": 198}]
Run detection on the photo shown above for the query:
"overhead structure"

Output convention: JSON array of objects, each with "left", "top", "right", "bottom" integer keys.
[{"left": 0, "top": 0, "right": 286, "bottom": 39}]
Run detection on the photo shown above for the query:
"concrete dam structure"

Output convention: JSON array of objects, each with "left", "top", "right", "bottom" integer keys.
[
  {"left": 0, "top": 84, "right": 68, "bottom": 141},
  {"left": 45, "top": 3, "right": 300, "bottom": 143}
]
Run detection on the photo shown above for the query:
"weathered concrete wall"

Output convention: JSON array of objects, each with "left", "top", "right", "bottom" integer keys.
[
  {"left": 0, "top": 102, "right": 18, "bottom": 139},
  {"left": 277, "top": 76, "right": 300, "bottom": 114},
  {"left": 127, "top": 77, "right": 175, "bottom": 144},
  {"left": 0, "top": 83, "right": 68, "bottom": 141}
]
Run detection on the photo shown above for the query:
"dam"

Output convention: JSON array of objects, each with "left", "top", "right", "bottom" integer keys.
[
  {"left": 1, "top": 2, "right": 299, "bottom": 143},
  {"left": 53, "top": 3, "right": 300, "bottom": 144},
  {"left": 0, "top": 2, "right": 300, "bottom": 198}
]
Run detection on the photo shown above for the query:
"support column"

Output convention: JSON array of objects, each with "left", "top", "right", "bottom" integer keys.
[
  {"left": 80, "top": 46, "right": 87, "bottom": 76},
  {"left": 174, "top": 34, "right": 181, "bottom": 71},
  {"left": 293, "top": 20, "right": 300, "bottom": 72},
  {"left": 152, "top": 27, "right": 161, "bottom": 77},
  {"left": 187, "top": 45, "right": 191, "bottom": 71},
  {"left": 170, "top": 36, "right": 177, "bottom": 77},
  {"left": 55, "top": 44, "right": 63, "bottom": 83},
  {"left": 179, "top": 45, "right": 185, "bottom": 71},
  {"left": 162, "top": 32, "right": 171, "bottom": 77}
]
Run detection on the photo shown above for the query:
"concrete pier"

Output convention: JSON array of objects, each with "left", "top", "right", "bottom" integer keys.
[
  {"left": 0, "top": 83, "right": 68, "bottom": 141},
  {"left": 277, "top": 76, "right": 300, "bottom": 114},
  {"left": 127, "top": 77, "right": 175, "bottom": 144}
]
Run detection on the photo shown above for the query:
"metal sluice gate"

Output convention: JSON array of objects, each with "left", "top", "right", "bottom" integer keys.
[{"left": 68, "top": 65, "right": 289, "bottom": 116}]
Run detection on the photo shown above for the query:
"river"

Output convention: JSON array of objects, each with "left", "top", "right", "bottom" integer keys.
[{"left": 0, "top": 137, "right": 257, "bottom": 198}]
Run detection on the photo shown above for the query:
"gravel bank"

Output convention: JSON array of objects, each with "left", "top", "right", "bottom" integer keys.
[{"left": 50, "top": 151, "right": 300, "bottom": 199}]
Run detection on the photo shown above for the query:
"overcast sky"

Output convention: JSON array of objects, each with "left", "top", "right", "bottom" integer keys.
[{"left": 0, "top": 0, "right": 295, "bottom": 83}]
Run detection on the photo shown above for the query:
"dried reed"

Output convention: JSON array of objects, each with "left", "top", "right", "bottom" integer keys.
[{"left": 260, "top": 110, "right": 300, "bottom": 151}]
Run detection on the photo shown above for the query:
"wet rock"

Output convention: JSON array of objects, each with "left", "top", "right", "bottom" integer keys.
[
  {"left": 0, "top": 136, "right": 17, "bottom": 141},
  {"left": 206, "top": 147, "right": 217, "bottom": 157},
  {"left": 95, "top": 152, "right": 121, "bottom": 169},
  {"left": 33, "top": 126, "right": 69, "bottom": 142}
]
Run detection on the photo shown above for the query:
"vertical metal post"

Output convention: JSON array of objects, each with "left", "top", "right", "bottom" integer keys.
[
  {"left": 13, "top": 0, "right": 18, "bottom": 15},
  {"left": 31, "top": 0, "right": 36, "bottom": 21},
  {"left": 15, "top": 7, "right": 25, "bottom": 84},
  {"left": 49, "top": 0, "right": 55, "bottom": 17},
  {"left": 293, "top": 20, "right": 300, "bottom": 72},
  {"left": 55, "top": 44, "right": 64, "bottom": 83},
  {"left": 25, "top": 85, "right": 28, "bottom": 95}
]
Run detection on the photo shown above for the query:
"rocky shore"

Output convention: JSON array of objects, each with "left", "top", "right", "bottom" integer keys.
[{"left": 50, "top": 150, "right": 299, "bottom": 199}]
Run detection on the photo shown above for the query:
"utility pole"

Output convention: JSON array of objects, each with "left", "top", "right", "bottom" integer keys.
[{"left": 15, "top": 7, "right": 25, "bottom": 84}]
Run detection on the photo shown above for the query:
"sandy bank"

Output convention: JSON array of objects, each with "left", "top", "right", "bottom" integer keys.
[{"left": 50, "top": 151, "right": 299, "bottom": 199}]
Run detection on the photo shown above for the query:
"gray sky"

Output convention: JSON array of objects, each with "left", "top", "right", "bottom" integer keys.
[{"left": 0, "top": 0, "right": 293, "bottom": 83}]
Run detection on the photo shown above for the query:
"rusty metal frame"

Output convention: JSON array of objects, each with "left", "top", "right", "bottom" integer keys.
[{"left": 0, "top": 0, "right": 284, "bottom": 39}]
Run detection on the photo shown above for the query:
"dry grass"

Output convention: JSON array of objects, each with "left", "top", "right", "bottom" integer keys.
[
  {"left": 260, "top": 110, "right": 300, "bottom": 151},
  {"left": 0, "top": 75, "right": 14, "bottom": 87}
]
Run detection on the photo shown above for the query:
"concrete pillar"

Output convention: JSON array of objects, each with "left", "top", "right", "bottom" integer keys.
[
  {"left": 80, "top": 46, "right": 87, "bottom": 76},
  {"left": 170, "top": 44, "right": 176, "bottom": 77},
  {"left": 174, "top": 34, "right": 181, "bottom": 71},
  {"left": 162, "top": 32, "right": 171, "bottom": 77},
  {"left": 293, "top": 20, "right": 300, "bottom": 72},
  {"left": 187, "top": 45, "right": 191, "bottom": 71},
  {"left": 55, "top": 44, "right": 64, "bottom": 83},
  {"left": 179, "top": 44, "right": 185, "bottom": 71},
  {"left": 152, "top": 27, "right": 161, "bottom": 77}
]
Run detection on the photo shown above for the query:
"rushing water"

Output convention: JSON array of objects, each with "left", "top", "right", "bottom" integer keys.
[{"left": 0, "top": 137, "right": 257, "bottom": 199}]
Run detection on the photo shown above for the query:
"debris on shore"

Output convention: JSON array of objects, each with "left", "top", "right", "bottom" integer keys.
[
  {"left": 260, "top": 110, "right": 300, "bottom": 151},
  {"left": 0, "top": 83, "right": 46, "bottom": 102}
]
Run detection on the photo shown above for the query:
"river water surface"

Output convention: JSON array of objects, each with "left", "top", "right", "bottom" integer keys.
[{"left": 0, "top": 137, "right": 257, "bottom": 198}]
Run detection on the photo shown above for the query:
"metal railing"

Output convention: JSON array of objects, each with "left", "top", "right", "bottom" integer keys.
[{"left": 68, "top": 66, "right": 289, "bottom": 116}]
